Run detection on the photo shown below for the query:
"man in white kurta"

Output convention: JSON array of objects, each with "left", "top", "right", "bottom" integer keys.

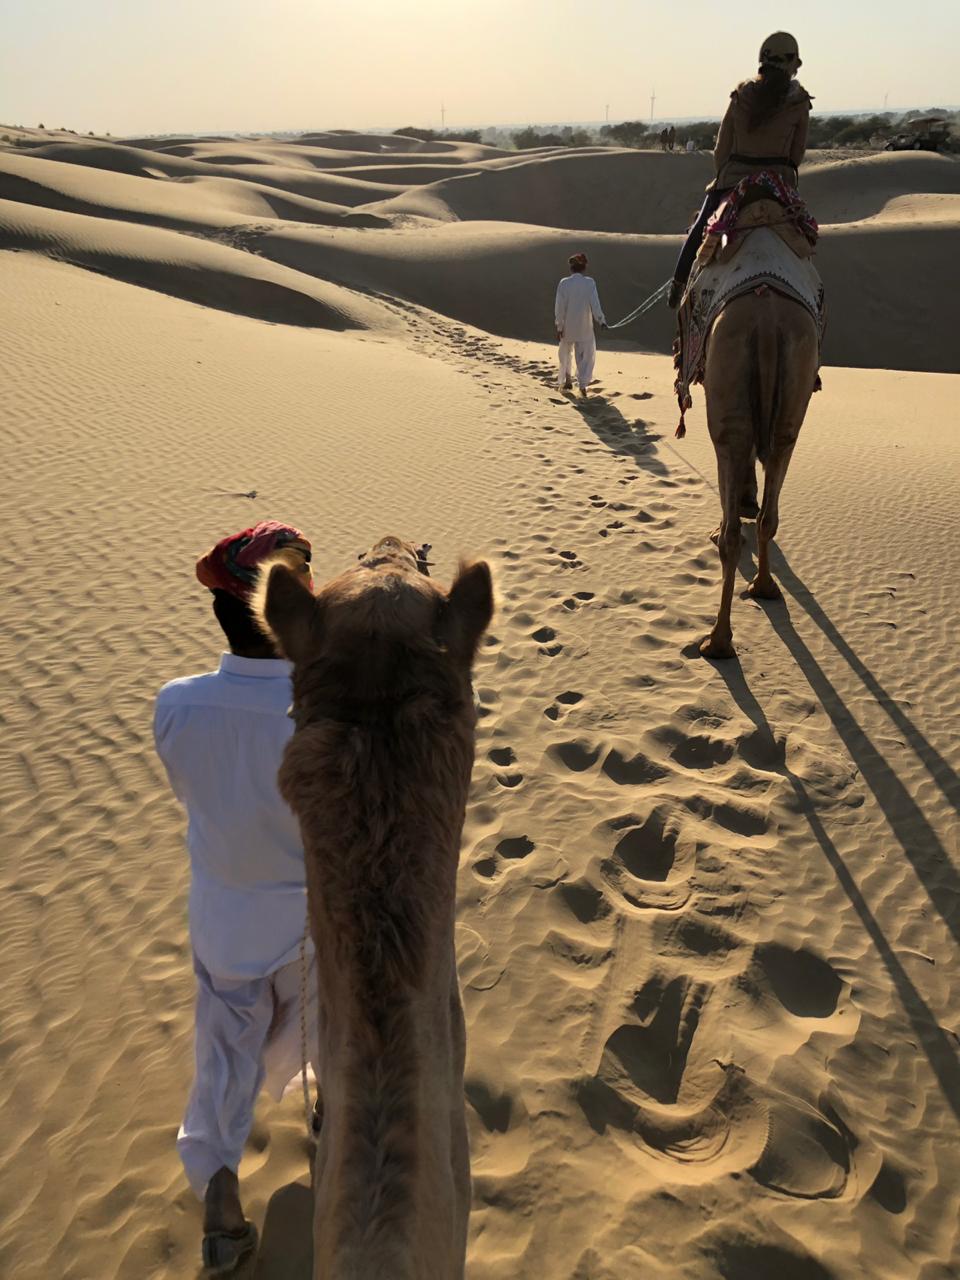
[
  {"left": 154, "top": 520, "right": 320, "bottom": 1275},
  {"left": 555, "top": 252, "right": 607, "bottom": 395}
]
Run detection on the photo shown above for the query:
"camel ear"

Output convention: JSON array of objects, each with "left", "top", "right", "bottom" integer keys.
[
  {"left": 440, "top": 561, "right": 494, "bottom": 664},
  {"left": 251, "top": 559, "right": 319, "bottom": 664}
]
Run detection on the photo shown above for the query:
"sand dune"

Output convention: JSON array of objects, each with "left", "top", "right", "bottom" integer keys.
[
  {"left": 2, "top": 127, "right": 959, "bottom": 1280},
  {"left": 364, "top": 148, "right": 960, "bottom": 231},
  {"left": 0, "top": 198, "right": 397, "bottom": 329},
  {"left": 13, "top": 139, "right": 410, "bottom": 205},
  {"left": 252, "top": 218, "right": 960, "bottom": 372},
  {"left": 801, "top": 151, "right": 960, "bottom": 221},
  {"left": 0, "top": 152, "right": 389, "bottom": 232},
  {"left": 365, "top": 149, "right": 715, "bottom": 231}
]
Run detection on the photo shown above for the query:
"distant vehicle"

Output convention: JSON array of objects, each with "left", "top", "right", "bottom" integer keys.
[{"left": 884, "top": 119, "right": 951, "bottom": 152}]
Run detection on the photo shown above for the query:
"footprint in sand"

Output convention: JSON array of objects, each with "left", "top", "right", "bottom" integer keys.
[
  {"left": 754, "top": 943, "right": 843, "bottom": 1018},
  {"left": 471, "top": 834, "right": 535, "bottom": 881},
  {"left": 561, "top": 592, "right": 594, "bottom": 612},
  {"left": 599, "top": 808, "right": 695, "bottom": 912},
  {"left": 543, "top": 690, "right": 584, "bottom": 721},
  {"left": 557, "top": 878, "right": 611, "bottom": 924},
  {"left": 749, "top": 1092, "right": 858, "bottom": 1201},
  {"left": 496, "top": 835, "right": 535, "bottom": 859},
  {"left": 708, "top": 1237, "right": 836, "bottom": 1280},
  {"left": 531, "top": 625, "right": 563, "bottom": 656},
  {"left": 545, "top": 547, "right": 583, "bottom": 570},
  {"left": 600, "top": 974, "right": 709, "bottom": 1105},
  {"left": 601, "top": 748, "right": 669, "bottom": 787}
]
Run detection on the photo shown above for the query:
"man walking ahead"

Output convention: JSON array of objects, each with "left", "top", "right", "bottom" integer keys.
[
  {"left": 154, "top": 520, "right": 320, "bottom": 1276},
  {"left": 555, "top": 252, "right": 607, "bottom": 397}
]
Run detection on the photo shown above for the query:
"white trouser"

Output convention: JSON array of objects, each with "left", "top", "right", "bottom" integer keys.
[
  {"left": 558, "top": 335, "right": 596, "bottom": 388},
  {"left": 178, "top": 951, "right": 320, "bottom": 1197}
]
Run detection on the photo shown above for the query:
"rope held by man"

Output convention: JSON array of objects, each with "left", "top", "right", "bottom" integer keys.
[{"left": 604, "top": 279, "right": 673, "bottom": 330}]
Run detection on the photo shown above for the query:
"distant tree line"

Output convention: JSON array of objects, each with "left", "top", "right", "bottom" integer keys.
[
  {"left": 511, "top": 125, "right": 593, "bottom": 149},
  {"left": 600, "top": 120, "right": 716, "bottom": 150},
  {"left": 392, "top": 126, "right": 483, "bottom": 144},
  {"left": 601, "top": 110, "right": 958, "bottom": 152}
]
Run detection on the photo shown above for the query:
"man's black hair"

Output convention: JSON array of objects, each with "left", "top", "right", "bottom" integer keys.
[{"left": 211, "top": 589, "right": 275, "bottom": 655}]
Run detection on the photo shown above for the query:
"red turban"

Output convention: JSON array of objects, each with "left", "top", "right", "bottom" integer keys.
[{"left": 196, "top": 521, "right": 312, "bottom": 599}]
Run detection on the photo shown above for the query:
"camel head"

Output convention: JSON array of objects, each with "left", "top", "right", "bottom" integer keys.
[{"left": 251, "top": 536, "right": 493, "bottom": 727}]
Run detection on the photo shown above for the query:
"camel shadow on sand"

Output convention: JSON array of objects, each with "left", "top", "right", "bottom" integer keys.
[
  {"left": 706, "top": 536, "right": 960, "bottom": 1122},
  {"left": 251, "top": 1180, "right": 313, "bottom": 1279}
]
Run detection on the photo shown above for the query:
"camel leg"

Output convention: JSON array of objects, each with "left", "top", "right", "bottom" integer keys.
[
  {"left": 749, "top": 442, "right": 797, "bottom": 601},
  {"left": 701, "top": 448, "right": 750, "bottom": 659}
]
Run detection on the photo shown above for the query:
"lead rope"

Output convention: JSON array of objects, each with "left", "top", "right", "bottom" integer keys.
[
  {"left": 299, "top": 914, "right": 318, "bottom": 1146},
  {"left": 604, "top": 279, "right": 673, "bottom": 330}
]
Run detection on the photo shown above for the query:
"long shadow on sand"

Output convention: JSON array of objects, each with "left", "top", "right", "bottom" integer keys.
[
  {"left": 738, "top": 547, "right": 960, "bottom": 954},
  {"left": 569, "top": 392, "right": 670, "bottom": 475},
  {"left": 771, "top": 549, "right": 960, "bottom": 819},
  {"left": 715, "top": 657, "right": 960, "bottom": 1122},
  {"left": 253, "top": 1181, "right": 313, "bottom": 1278}
]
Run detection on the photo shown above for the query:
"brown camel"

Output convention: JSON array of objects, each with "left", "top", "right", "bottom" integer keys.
[
  {"left": 253, "top": 536, "right": 493, "bottom": 1280},
  {"left": 700, "top": 289, "right": 819, "bottom": 659}
]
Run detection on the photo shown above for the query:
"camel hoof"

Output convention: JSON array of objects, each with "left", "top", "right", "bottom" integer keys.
[
  {"left": 748, "top": 577, "right": 782, "bottom": 601},
  {"left": 699, "top": 634, "right": 736, "bottom": 660}
]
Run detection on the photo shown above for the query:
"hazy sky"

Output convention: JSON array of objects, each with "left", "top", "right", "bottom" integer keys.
[{"left": 1, "top": 0, "right": 957, "bottom": 135}]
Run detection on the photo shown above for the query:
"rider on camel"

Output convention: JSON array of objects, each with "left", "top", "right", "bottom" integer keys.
[{"left": 668, "top": 32, "right": 812, "bottom": 308}]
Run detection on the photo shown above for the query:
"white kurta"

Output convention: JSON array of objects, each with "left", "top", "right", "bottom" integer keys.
[
  {"left": 554, "top": 272, "right": 606, "bottom": 388},
  {"left": 154, "top": 653, "right": 320, "bottom": 1195}
]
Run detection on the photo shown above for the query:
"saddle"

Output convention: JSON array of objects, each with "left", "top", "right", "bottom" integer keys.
[{"left": 696, "top": 172, "right": 819, "bottom": 270}]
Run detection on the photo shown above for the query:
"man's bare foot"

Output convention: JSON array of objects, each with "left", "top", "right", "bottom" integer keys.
[
  {"left": 561, "top": 380, "right": 573, "bottom": 391},
  {"left": 579, "top": 386, "right": 588, "bottom": 398}
]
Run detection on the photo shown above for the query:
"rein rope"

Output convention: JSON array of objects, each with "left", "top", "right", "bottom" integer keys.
[
  {"left": 299, "top": 915, "right": 318, "bottom": 1146},
  {"left": 604, "top": 279, "right": 673, "bottom": 330}
]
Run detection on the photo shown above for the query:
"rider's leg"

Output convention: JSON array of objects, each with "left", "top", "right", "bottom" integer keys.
[{"left": 668, "top": 189, "right": 727, "bottom": 307}]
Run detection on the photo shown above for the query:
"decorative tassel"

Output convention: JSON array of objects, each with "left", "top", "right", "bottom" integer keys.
[{"left": 675, "top": 413, "right": 686, "bottom": 439}]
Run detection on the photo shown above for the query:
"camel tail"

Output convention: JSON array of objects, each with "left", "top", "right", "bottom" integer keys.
[{"left": 748, "top": 308, "right": 784, "bottom": 466}]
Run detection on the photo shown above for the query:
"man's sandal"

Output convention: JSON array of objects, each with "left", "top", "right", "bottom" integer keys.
[{"left": 202, "top": 1221, "right": 258, "bottom": 1275}]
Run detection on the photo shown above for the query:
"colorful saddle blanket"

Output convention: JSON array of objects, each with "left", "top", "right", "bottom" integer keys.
[
  {"left": 702, "top": 171, "right": 819, "bottom": 261},
  {"left": 674, "top": 224, "right": 825, "bottom": 435}
]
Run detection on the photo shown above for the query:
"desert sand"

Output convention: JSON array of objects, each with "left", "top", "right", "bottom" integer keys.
[{"left": 1, "top": 126, "right": 959, "bottom": 1279}]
